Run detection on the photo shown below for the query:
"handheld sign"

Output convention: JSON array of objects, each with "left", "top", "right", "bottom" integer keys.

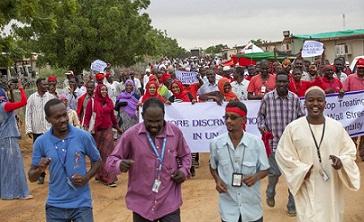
[
  {"left": 91, "top": 59, "right": 107, "bottom": 72},
  {"left": 302, "top": 40, "right": 324, "bottom": 58},
  {"left": 175, "top": 71, "right": 198, "bottom": 84}
]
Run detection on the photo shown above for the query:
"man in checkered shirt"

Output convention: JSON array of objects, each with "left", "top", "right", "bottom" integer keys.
[{"left": 257, "top": 72, "right": 305, "bottom": 217}]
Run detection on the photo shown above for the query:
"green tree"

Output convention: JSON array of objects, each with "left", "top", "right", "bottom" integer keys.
[
  {"left": 2, "top": 0, "right": 188, "bottom": 72},
  {"left": 205, "top": 44, "right": 228, "bottom": 54},
  {"left": 14, "top": 0, "right": 156, "bottom": 73},
  {"left": 0, "top": 0, "right": 56, "bottom": 67},
  {"left": 147, "top": 29, "right": 188, "bottom": 58},
  {"left": 250, "top": 39, "right": 268, "bottom": 45}
]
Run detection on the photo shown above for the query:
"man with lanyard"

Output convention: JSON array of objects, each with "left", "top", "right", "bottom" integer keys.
[
  {"left": 276, "top": 86, "right": 360, "bottom": 221},
  {"left": 28, "top": 99, "right": 101, "bottom": 221},
  {"left": 247, "top": 60, "right": 276, "bottom": 100},
  {"left": 210, "top": 100, "right": 270, "bottom": 222},
  {"left": 106, "top": 98, "right": 192, "bottom": 222},
  {"left": 257, "top": 72, "right": 305, "bottom": 217}
]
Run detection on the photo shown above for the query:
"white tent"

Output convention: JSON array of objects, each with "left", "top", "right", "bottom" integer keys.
[{"left": 240, "top": 42, "right": 264, "bottom": 54}]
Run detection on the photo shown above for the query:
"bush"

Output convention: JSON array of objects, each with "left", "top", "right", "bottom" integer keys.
[{"left": 37, "top": 67, "right": 68, "bottom": 83}]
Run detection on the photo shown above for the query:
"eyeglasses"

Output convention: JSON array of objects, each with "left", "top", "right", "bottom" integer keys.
[{"left": 223, "top": 115, "right": 241, "bottom": 120}]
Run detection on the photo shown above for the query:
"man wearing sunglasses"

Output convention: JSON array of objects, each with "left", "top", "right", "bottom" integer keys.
[{"left": 210, "top": 100, "right": 270, "bottom": 222}]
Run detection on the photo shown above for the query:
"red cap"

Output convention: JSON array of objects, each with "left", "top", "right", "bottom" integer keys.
[
  {"left": 105, "top": 72, "right": 111, "bottom": 79},
  {"left": 356, "top": 58, "right": 364, "bottom": 68},
  {"left": 47, "top": 76, "right": 57, "bottom": 82},
  {"left": 65, "top": 70, "right": 74, "bottom": 76}
]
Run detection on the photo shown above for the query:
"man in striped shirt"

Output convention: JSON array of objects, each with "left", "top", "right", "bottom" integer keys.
[
  {"left": 25, "top": 78, "right": 56, "bottom": 184},
  {"left": 257, "top": 72, "right": 305, "bottom": 217}
]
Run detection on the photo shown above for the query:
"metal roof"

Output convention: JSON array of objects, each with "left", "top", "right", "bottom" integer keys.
[{"left": 292, "top": 29, "right": 364, "bottom": 40}]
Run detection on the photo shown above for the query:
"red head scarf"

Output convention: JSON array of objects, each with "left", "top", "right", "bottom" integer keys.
[
  {"left": 93, "top": 84, "right": 114, "bottom": 130},
  {"left": 170, "top": 81, "right": 190, "bottom": 102},
  {"left": 322, "top": 64, "right": 336, "bottom": 72},
  {"left": 149, "top": 75, "right": 159, "bottom": 82},
  {"left": 142, "top": 81, "right": 165, "bottom": 103},
  {"left": 95, "top": 73, "right": 105, "bottom": 81},
  {"left": 218, "top": 77, "right": 238, "bottom": 102},
  {"left": 161, "top": 74, "right": 171, "bottom": 84}
]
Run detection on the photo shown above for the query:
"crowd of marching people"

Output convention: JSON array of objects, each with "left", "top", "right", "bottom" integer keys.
[{"left": 0, "top": 52, "right": 363, "bottom": 222}]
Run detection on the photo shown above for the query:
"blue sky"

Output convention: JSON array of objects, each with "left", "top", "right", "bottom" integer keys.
[{"left": 145, "top": 0, "right": 364, "bottom": 50}]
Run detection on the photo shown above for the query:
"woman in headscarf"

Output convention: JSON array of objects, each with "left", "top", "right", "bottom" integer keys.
[
  {"left": 320, "top": 64, "right": 345, "bottom": 98},
  {"left": 199, "top": 77, "right": 238, "bottom": 105},
  {"left": 115, "top": 79, "right": 141, "bottom": 133},
  {"left": 168, "top": 80, "right": 196, "bottom": 104},
  {"left": 58, "top": 94, "right": 80, "bottom": 128},
  {"left": 141, "top": 81, "right": 166, "bottom": 104},
  {"left": 83, "top": 84, "right": 122, "bottom": 187},
  {"left": 149, "top": 74, "right": 171, "bottom": 100},
  {"left": 0, "top": 80, "right": 32, "bottom": 200}
]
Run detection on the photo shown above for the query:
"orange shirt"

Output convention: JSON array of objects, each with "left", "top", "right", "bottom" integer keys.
[{"left": 247, "top": 74, "right": 276, "bottom": 96}]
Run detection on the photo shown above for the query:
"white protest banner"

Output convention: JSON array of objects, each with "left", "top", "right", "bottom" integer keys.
[
  {"left": 90, "top": 59, "right": 107, "bottom": 72},
  {"left": 302, "top": 40, "right": 324, "bottom": 58},
  {"left": 163, "top": 101, "right": 261, "bottom": 152},
  {"left": 139, "top": 90, "right": 364, "bottom": 152},
  {"left": 175, "top": 70, "right": 198, "bottom": 84},
  {"left": 315, "top": 90, "right": 364, "bottom": 137}
]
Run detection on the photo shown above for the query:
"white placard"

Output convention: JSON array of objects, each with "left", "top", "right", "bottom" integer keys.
[
  {"left": 302, "top": 40, "right": 324, "bottom": 58},
  {"left": 175, "top": 71, "right": 198, "bottom": 84},
  {"left": 90, "top": 59, "right": 107, "bottom": 72}
]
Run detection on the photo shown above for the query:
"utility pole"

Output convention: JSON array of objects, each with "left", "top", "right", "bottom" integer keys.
[{"left": 342, "top": 13, "right": 346, "bottom": 29}]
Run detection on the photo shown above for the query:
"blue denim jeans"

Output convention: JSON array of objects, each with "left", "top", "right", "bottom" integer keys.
[{"left": 46, "top": 205, "right": 94, "bottom": 222}]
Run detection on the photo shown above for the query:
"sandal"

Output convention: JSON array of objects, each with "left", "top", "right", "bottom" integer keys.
[{"left": 20, "top": 195, "right": 33, "bottom": 200}]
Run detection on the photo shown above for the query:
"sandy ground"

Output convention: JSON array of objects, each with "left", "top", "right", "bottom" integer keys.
[{"left": 1, "top": 135, "right": 364, "bottom": 222}]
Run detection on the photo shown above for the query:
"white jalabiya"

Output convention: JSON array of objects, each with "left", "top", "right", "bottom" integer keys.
[{"left": 276, "top": 116, "right": 360, "bottom": 222}]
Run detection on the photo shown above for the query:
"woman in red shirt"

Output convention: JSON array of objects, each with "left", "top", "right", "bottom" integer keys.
[{"left": 288, "top": 68, "right": 322, "bottom": 97}]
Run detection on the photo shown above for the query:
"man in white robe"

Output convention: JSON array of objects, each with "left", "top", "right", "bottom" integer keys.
[{"left": 276, "top": 86, "right": 360, "bottom": 222}]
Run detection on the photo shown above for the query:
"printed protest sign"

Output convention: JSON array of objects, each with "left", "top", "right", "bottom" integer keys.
[
  {"left": 175, "top": 71, "right": 198, "bottom": 84},
  {"left": 91, "top": 59, "right": 107, "bottom": 72},
  {"left": 302, "top": 40, "right": 324, "bottom": 58}
]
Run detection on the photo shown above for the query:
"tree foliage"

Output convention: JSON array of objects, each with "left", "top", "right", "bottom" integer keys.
[
  {"left": 205, "top": 44, "right": 229, "bottom": 54},
  {"left": 1, "top": 0, "right": 187, "bottom": 72},
  {"left": 250, "top": 39, "right": 268, "bottom": 45}
]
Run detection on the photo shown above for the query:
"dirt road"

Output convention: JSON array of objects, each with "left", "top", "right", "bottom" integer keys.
[{"left": 1, "top": 137, "right": 363, "bottom": 222}]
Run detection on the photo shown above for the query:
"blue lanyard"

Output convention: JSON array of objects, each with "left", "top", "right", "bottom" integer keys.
[{"left": 146, "top": 134, "right": 167, "bottom": 179}]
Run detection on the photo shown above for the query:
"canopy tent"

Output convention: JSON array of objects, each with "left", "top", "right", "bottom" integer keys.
[
  {"left": 292, "top": 29, "right": 364, "bottom": 40},
  {"left": 232, "top": 51, "right": 297, "bottom": 66},
  {"left": 240, "top": 42, "right": 264, "bottom": 54}
]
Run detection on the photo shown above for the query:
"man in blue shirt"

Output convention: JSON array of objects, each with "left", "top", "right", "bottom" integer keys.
[
  {"left": 28, "top": 99, "right": 101, "bottom": 221},
  {"left": 210, "top": 100, "right": 270, "bottom": 222}
]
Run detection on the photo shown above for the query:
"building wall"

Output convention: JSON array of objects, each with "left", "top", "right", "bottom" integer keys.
[{"left": 295, "top": 38, "right": 364, "bottom": 64}]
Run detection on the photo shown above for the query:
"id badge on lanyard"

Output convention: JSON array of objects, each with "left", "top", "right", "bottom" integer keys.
[{"left": 147, "top": 134, "right": 167, "bottom": 193}]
